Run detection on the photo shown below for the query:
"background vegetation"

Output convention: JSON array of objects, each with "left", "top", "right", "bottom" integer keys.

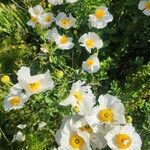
[{"left": 0, "top": 0, "right": 150, "bottom": 149}]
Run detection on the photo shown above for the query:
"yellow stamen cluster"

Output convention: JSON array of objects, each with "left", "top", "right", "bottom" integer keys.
[
  {"left": 115, "top": 134, "right": 132, "bottom": 149},
  {"left": 86, "top": 59, "right": 94, "bottom": 67},
  {"left": 31, "top": 16, "right": 38, "bottom": 23},
  {"left": 10, "top": 96, "right": 21, "bottom": 106},
  {"left": 60, "top": 36, "right": 69, "bottom": 44},
  {"left": 44, "top": 16, "right": 51, "bottom": 22},
  {"left": 61, "top": 18, "right": 71, "bottom": 27},
  {"left": 69, "top": 133, "right": 85, "bottom": 149},
  {"left": 28, "top": 81, "right": 41, "bottom": 92},
  {"left": 98, "top": 108, "right": 113, "bottom": 122},
  {"left": 145, "top": 2, "right": 150, "bottom": 10},
  {"left": 80, "top": 124, "right": 93, "bottom": 134},
  {"left": 86, "top": 39, "right": 95, "bottom": 48},
  {"left": 72, "top": 91, "right": 83, "bottom": 103},
  {"left": 95, "top": 9, "right": 105, "bottom": 19}
]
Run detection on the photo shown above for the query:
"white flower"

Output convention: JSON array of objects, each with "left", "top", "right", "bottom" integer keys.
[
  {"left": 38, "top": 121, "right": 47, "bottom": 130},
  {"left": 55, "top": 12, "right": 76, "bottom": 29},
  {"left": 138, "top": 0, "right": 150, "bottom": 16},
  {"left": 55, "top": 116, "right": 92, "bottom": 150},
  {"left": 105, "top": 124, "right": 142, "bottom": 150},
  {"left": 86, "top": 94, "right": 126, "bottom": 134},
  {"left": 60, "top": 80, "right": 96, "bottom": 115},
  {"left": 66, "top": 0, "right": 78, "bottom": 3},
  {"left": 46, "top": 28, "right": 58, "bottom": 42},
  {"left": 3, "top": 85, "right": 29, "bottom": 111},
  {"left": 79, "top": 32, "right": 103, "bottom": 53},
  {"left": 17, "top": 124, "right": 27, "bottom": 129},
  {"left": 38, "top": 12, "right": 54, "bottom": 28},
  {"left": 17, "top": 67, "right": 54, "bottom": 95},
  {"left": 73, "top": 115, "right": 107, "bottom": 150},
  {"left": 27, "top": 16, "right": 39, "bottom": 28},
  {"left": 27, "top": 5, "right": 44, "bottom": 28},
  {"left": 82, "top": 54, "right": 100, "bottom": 74},
  {"left": 12, "top": 131, "right": 25, "bottom": 142},
  {"left": 28, "top": 5, "right": 44, "bottom": 17},
  {"left": 47, "top": 28, "right": 74, "bottom": 50},
  {"left": 48, "top": 0, "right": 63, "bottom": 5},
  {"left": 88, "top": 6, "right": 113, "bottom": 29}
]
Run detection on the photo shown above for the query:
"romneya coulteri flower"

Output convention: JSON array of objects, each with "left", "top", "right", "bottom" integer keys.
[
  {"left": 88, "top": 6, "right": 113, "bottom": 29},
  {"left": 17, "top": 66, "right": 54, "bottom": 95},
  {"left": 27, "top": 5, "right": 44, "bottom": 28},
  {"left": 3, "top": 84, "right": 29, "bottom": 111},
  {"left": 59, "top": 80, "right": 95, "bottom": 115},
  {"left": 55, "top": 12, "right": 76, "bottom": 29},
  {"left": 82, "top": 53, "right": 100, "bottom": 74},
  {"left": 79, "top": 32, "right": 103, "bottom": 53},
  {"left": 138, "top": 0, "right": 150, "bottom": 16},
  {"left": 55, "top": 116, "right": 92, "bottom": 150},
  {"left": 86, "top": 94, "right": 126, "bottom": 134},
  {"left": 105, "top": 124, "right": 142, "bottom": 150},
  {"left": 47, "top": 28, "right": 74, "bottom": 50}
]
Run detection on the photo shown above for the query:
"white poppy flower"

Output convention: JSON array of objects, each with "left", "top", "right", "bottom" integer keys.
[
  {"left": 28, "top": 5, "right": 44, "bottom": 17},
  {"left": 12, "top": 131, "right": 25, "bottom": 142},
  {"left": 138, "top": 0, "right": 150, "bottom": 16},
  {"left": 72, "top": 115, "right": 107, "bottom": 150},
  {"left": 86, "top": 94, "right": 126, "bottom": 134},
  {"left": 55, "top": 116, "right": 92, "bottom": 150},
  {"left": 17, "top": 124, "right": 27, "bottom": 129},
  {"left": 46, "top": 28, "right": 58, "bottom": 42},
  {"left": 105, "top": 124, "right": 142, "bottom": 150},
  {"left": 66, "top": 0, "right": 78, "bottom": 3},
  {"left": 59, "top": 80, "right": 96, "bottom": 115},
  {"left": 82, "top": 54, "right": 100, "bottom": 73},
  {"left": 27, "top": 16, "right": 39, "bottom": 28},
  {"left": 48, "top": 0, "right": 63, "bottom": 5},
  {"left": 17, "top": 67, "right": 54, "bottom": 95},
  {"left": 38, "top": 12, "right": 54, "bottom": 28},
  {"left": 3, "top": 84, "right": 29, "bottom": 111},
  {"left": 38, "top": 121, "right": 47, "bottom": 130},
  {"left": 27, "top": 5, "right": 44, "bottom": 28},
  {"left": 79, "top": 32, "right": 103, "bottom": 53},
  {"left": 46, "top": 28, "right": 74, "bottom": 50},
  {"left": 88, "top": 6, "right": 113, "bottom": 29},
  {"left": 55, "top": 12, "right": 76, "bottom": 29}
]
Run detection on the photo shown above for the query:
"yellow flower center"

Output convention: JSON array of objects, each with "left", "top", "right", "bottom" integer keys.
[
  {"left": 69, "top": 133, "right": 85, "bottom": 149},
  {"left": 44, "top": 16, "right": 51, "bottom": 22},
  {"left": 115, "top": 134, "right": 132, "bottom": 149},
  {"left": 145, "top": 2, "right": 150, "bottom": 10},
  {"left": 10, "top": 96, "right": 21, "bottom": 106},
  {"left": 31, "top": 16, "right": 38, "bottom": 23},
  {"left": 80, "top": 124, "right": 93, "bottom": 134},
  {"left": 60, "top": 18, "right": 71, "bottom": 27},
  {"left": 28, "top": 81, "right": 41, "bottom": 92},
  {"left": 86, "top": 39, "right": 95, "bottom": 48},
  {"left": 98, "top": 108, "right": 113, "bottom": 122},
  {"left": 60, "top": 36, "right": 69, "bottom": 44},
  {"left": 72, "top": 91, "right": 83, "bottom": 103},
  {"left": 86, "top": 59, "right": 94, "bottom": 67},
  {"left": 95, "top": 9, "right": 105, "bottom": 19}
]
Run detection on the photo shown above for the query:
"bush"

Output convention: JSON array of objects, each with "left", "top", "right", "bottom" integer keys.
[{"left": 0, "top": 0, "right": 150, "bottom": 149}]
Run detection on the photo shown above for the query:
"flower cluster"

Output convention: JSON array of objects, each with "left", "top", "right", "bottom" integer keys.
[
  {"left": 2, "top": 0, "right": 147, "bottom": 148},
  {"left": 26, "top": 2, "right": 113, "bottom": 74},
  {"left": 3, "top": 67, "right": 54, "bottom": 111},
  {"left": 57, "top": 83, "right": 142, "bottom": 150}
]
